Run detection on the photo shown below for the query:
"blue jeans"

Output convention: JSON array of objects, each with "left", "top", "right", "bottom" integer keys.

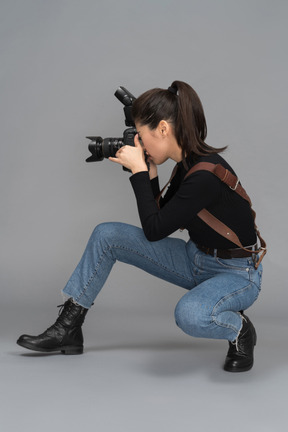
[{"left": 63, "top": 222, "right": 262, "bottom": 342}]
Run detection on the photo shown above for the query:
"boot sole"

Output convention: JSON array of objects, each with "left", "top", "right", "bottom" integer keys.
[
  {"left": 223, "top": 361, "right": 254, "bottom": 373},
  {"left": 17, "top": 340, "right": 83, "bottom": 355}
]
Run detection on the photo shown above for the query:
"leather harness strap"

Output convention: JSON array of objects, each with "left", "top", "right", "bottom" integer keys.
[
  {"left": 156, "top": 162, "right": 267, "bottom": 269},
  {"left": 155, "top": 164, "right": 178, "bottom": 208},
  {"left": 183, "top": 162, "right": 267, "bottom": 268},
  {"left": 184, "top": 162, "right": 252, "bottom": 204}
]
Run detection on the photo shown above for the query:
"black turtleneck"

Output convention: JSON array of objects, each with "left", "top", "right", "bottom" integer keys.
[{"left": 129, "top": 153, "right": 257, "bottom": 249}]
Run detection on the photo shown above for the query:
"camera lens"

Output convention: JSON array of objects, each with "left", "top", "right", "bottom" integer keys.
[
  {"left": 102, "top": 138, "right": 123, "bottom": 158},
  {"left": 86, "top": 137, "right": 104, "bottom": 162}
]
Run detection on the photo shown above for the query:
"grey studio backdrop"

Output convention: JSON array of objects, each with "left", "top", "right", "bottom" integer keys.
[
  {"left": 1, "top": 2, "right": 288, "bottom": 432},
  {"left": 1, "top": 1, "right": 287, "bottom": 343}
]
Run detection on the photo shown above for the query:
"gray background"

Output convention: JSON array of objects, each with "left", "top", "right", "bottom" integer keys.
[{"left": 0, "top": 1, "right": 287, "bottom": 431}]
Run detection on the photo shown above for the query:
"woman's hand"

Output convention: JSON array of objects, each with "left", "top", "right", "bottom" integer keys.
[{"left": 109, "top": 134, "right": 148, "bottom": 175}]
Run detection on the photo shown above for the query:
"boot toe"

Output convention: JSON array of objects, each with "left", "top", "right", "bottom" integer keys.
[
  {"left": 17, "top": 334, "right": 33, "bottom": 345},
  {"left": 17, "top": 334, "right": 46, "bottom": 352},
  {"left": 224, "top": 356, "right": 253, "bottom": 372}
]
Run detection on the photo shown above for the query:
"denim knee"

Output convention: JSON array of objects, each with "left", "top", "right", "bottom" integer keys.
[
  {"left": 174, "top": 297, "right": 210, "bottom": 338},
  {"left": 90, "top": 222, "right": 118, "bottom": 247}
]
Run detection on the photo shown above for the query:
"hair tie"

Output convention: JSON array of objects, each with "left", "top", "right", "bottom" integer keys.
[{"left": 168, "top": 86, "right": 177, "bottom": 95}]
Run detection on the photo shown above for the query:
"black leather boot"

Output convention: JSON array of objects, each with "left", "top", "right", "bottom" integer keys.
[
  {"left": 17, "top": 298, "right": 88, "bottom": 355},
  {"left": 223, "top": 314, "right": 257, "bottom": 372}
]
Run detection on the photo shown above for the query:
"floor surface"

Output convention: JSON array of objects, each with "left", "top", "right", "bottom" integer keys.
[{"left": 1, "top": 308, "right": 287, "bottom": 432}]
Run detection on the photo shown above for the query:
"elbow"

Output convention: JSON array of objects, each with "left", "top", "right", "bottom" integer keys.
[
  {"left": 141, "top": 216, "right": 166, "bottom": 242},
  {"left": 143, "top": 230, "right": 156, "bottom": 242},
  {"left": 143, "top": 228, "right": 164, "bottom": 242}
]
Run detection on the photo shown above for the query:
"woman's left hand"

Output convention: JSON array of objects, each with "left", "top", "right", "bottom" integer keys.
[{"left": 109, "top": 134, "right": 148, "bottom": 174}]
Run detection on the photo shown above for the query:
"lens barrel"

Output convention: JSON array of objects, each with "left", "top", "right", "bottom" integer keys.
[
  {"left": 102, "top": 138, "right": 124, "bottom": 159},
  {"left": 86, "top": 136, "right": 124, "bottom": 162}
]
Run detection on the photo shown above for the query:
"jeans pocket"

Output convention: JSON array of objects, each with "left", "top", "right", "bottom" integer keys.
[
  {"left": 193, "top": 251, "right": 215, "bottom": 275},
  {"left": 215, "top": 257, "right": 251, "bottom": 273}
]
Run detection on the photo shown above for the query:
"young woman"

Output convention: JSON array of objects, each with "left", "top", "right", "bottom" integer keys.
[{"left": 17, "top": 81, "right": 264, "bottom": 372}]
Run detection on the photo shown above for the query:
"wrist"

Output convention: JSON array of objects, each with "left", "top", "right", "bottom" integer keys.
[
  {"left": 149, "top": 170, "right": 158, "bottom": 180},
  {"left": 131, "top": 165, "right": 148, "bottom": 175}
]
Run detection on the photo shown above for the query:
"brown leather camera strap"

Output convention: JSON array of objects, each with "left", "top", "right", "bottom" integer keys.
[
  {"left": 156, "top": 162, "right": 267, "bottom": 268},
  {"left": 183, "top": 162, "right": 267, "bottom": 268},
  {"left": 155, "top": 164, "right": 179, "bottom": 208},
  {"left": 184, "top": 162, "right": 251, "bottom": 202}
]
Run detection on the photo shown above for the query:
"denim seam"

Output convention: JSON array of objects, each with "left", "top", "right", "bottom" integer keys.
[
  {"left": 74, "top": 243, "right": 195, "bottom": 303},
  {"left": 211, "top": 283, "right": 252, "bottom": 334},
  {"left": 111, "top": 244, "right": 196, "bottom": 283},
  {"left": 215, "top": 257, "right": 252, "bottom": 274},
  {"left": 74, "top": 247, "right": 113, "bottom": 302}
]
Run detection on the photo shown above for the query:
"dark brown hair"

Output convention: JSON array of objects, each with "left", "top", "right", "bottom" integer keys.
[{"left": 132, "top": 80, "right": 227, "bottom": 160}]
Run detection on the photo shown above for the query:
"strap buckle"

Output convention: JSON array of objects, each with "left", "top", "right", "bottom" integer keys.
[
  {"left": 254, "top": 247, "right": 267, "bottom": 269},
  {"left": 229, "top": 178, "right": 239, "bottom": 191}
]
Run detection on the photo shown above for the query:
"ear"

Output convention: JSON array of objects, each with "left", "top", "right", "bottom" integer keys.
[{"left": 158, "top": 120, "right": 170, "bottom": 137}]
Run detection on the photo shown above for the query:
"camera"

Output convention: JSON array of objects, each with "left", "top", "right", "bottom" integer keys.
[{"left": 86, "top": 87, "right": 137, "bottom": 168}]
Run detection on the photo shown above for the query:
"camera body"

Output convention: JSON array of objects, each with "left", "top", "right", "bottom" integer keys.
[
  {"left": 86, "top": 87, "right": 137, "bottom": 166},
  {"left": 86, "top": 127, "right": 136, "bottom": 162}
]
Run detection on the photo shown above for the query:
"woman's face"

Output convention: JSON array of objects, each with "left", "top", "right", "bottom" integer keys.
[{"left": 135, "top": 121, "right": 181, "bottom": 165}]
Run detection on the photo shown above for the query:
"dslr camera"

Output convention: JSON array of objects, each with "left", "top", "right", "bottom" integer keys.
[{"left": 86, "top": 87, "right": 140, "bottom": 171}]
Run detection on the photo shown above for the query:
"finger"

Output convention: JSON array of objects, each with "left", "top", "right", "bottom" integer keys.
[
  {"left": 134, "top": 134, "right": 141, "bottom": 147},
  {"left": 109, "top": 156, "right": 122, "bottom": 165},
  {"left": 116, "top": 146, "right": 124, "bottom": 156}
]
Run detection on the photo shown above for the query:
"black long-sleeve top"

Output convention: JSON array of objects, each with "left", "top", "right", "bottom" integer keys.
[{"left": 129, "top": 153, "right": 257, "bottom": 249}]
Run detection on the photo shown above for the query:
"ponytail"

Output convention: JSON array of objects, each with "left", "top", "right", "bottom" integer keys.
[{"left": 132, "top": 80, "right": 227, "bottom": 160}]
